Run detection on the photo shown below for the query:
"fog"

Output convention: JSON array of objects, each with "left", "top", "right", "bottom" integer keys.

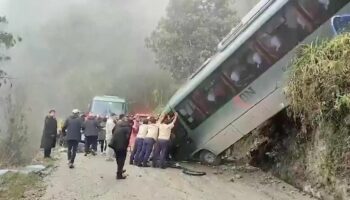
[
  {"left": 1, "top": 0, "right": 170, "bottom": 113},
  {"left": 0, "top": 0, "right": 170, "bottom": 153}
]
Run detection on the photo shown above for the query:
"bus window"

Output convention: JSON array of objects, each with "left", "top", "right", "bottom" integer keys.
[
  {"left": 191, "top": 72, "right": 234, "bottom": 118},
  {"left": 176, "top": 99, "right": 206, "bottom": 129},
  {"left": 222, "top": 41, "right": 270, "bottom": 90},
  {"left": 256, "top": 3, "right": 313, "bottom": 61},
  {"left": 298, "top": 0, "right": 349, "bottom": 25}
]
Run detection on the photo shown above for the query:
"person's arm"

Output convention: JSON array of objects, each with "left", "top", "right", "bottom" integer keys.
[
  {"left": 169, "top": 113, "right": 178, "bottom": 128},
  {"left": 62, "top": 119, "right": 68, "bottom": 135},
  {"left": 157, "top": 113, "right": 165, "bottom": 124}
]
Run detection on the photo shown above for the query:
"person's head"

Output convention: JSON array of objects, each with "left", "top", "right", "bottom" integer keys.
[
  {"left": 149, "top": 116, "right": 156, "bottom": 124},
  {"left": 72, "top": 109, "right": 80, "bottom": 116},
  {"left": 88, "top": 113, "right": 95, "bottom": 119},
  {"left": 49, "top": 109, "right": 56, "bottom": 117},
  {"left": 119, "top": 114, "right": 128, "bottom": 122},
  {"left": 142, "top": 118, "right": 149, "bottom": 125}
]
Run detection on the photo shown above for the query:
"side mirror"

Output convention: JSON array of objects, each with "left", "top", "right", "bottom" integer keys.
[{"left": 331, "top": 15, "right": 350, "bottom": 35}]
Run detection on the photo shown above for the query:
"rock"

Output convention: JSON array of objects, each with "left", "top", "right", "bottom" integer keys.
[
  {"left": 213, "top": 170, "right": 223, "bottom": 175},
  {"left": 0, "top": 169, "right": 9, "bottom": 176},
  {"left": 235, "top": 174, "right": 243, "bottom": 179},
  {"left": 230, "top": 177, "right": 235, "bottom": 182},
  {"left": 21, "top": 165, "right": 46, "bottom": 174}
]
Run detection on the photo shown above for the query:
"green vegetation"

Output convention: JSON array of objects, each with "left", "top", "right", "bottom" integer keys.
[
  {"left": 0, "top": 16, "right": 21, "bottom": 88},
  {"left": 0, "top": 172, "right": 43, "bottom": 200},
  {"left": 146, "top": 0, "right": 238, "bottom": 80},
  {"left": 286, "top": 34, "right": 350, "bottom": 196},
  {"left": 286, "top": 34, "right": 350, "bottom": 127}
]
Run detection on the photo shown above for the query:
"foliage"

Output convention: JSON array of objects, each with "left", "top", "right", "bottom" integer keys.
[
  {"left": 0, "top": 172, "right": 43, "bottom": 200},
  {"left": 0, "top": 94, "right": 29, "bottom": 167},
  {"left": 286, "top": 34, "right": 350, "bottom": 195},
  {"left": 146, "top": 0, "right": 238, "bottom": 80},
  {"left": 286, "top": 34, "right": 350, "bottom": 128},
  {"left": 0, "top": 16, "right": 21, "bottom": 88}
]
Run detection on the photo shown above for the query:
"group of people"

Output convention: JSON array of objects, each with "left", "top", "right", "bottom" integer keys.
[{"left": 40, "top": 108, "right": 178, "bottom": 180}]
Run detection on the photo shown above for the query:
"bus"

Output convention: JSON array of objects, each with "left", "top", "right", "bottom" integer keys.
[
  {"left": 162, "top": 0, "right": 350, "bottom": 165},
  {"left": 89, "top": 95, "right": 128, "bottom": 117}
]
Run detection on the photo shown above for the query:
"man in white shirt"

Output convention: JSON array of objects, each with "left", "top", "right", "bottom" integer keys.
[
  {"left": 137, "top": 117, "right": 159, "bottom": 167},
  {"left": 130, "top": 118, "right": 149, "bottom": 165},
  {"left": 105, "top": 113, "right": 116, "bottom": 161},
  {"left": 152, "top": 113, "right": 178, "bottom": 168}
]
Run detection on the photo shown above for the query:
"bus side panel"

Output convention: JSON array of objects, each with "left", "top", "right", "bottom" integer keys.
[{"left": 202, "top": 124, "right": 243, "bottom": 156}]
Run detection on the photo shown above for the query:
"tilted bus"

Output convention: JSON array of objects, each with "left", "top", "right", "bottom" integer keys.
[{"left": 162, "top": 0, "right": 350, "bottom": 165}]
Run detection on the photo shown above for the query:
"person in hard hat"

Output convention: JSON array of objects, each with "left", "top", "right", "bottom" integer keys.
[{"left": 62, "top": 109, "right": 84, "bottom": 169}]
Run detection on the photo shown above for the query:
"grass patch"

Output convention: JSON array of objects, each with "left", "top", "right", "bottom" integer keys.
[{"left": 0, "top": 172, "right": 43, "bottom": 200}]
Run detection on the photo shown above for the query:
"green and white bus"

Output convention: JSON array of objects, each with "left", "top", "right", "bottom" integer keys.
[
  {"left": 89, "top": 95, "right": 128, "bottom": 117},
  {"left": 163, "top": 0, "right": 350, "bottom": 165}
]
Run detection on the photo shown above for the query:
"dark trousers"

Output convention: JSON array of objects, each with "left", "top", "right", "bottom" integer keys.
[
  {"left": 130, "top": 138, "right": 144, "bottom": 164},
  {"left": 85, "top": 136, "right": 98, "bottom": 153},
  {"left": 98, "top": 140, "right": 106, "bottom": 152},
  {"left": 67, "top": 140, "right": 78, "bottom": 164},
  {"left": 114, "top": 149, "right": 127, "bottom": 174},
  {"left": 139, "top": 138, "right": 155, "bottom": 165},
  {"left": 44, "top": 148, "right": 52, "bottom": 158},
  {"left": 152, "top": 139, "right": 170, "bottom": 168}
]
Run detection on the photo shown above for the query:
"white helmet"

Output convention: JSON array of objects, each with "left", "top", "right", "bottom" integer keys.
[{"left": 72, "top": 109, "right": 80, "bottom": 114}]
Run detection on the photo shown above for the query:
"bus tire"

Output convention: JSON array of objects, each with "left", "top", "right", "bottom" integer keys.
[{"left": 199, "top": 150, "right": 221, "bottom": 166}]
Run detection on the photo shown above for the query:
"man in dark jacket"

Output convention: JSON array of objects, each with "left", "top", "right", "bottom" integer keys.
[
  {"left": 108, "top": 114, "right": 131, "bottom": 179},
  {"left": 40, "top": 109, "right": 58, "bottom": 158},
  {"left": 62, "top": 109, "right": 83, "bottom": 169},
  {"left": 83, "top": 114, "right": 101, "bottom": 156}
]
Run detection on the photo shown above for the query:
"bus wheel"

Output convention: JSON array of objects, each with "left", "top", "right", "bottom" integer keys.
[{"left": 199, "top": 150, "right": 221, "bottom": 166}]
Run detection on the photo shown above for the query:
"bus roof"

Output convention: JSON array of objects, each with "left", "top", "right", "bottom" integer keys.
[
  {"left": 166, "top": 0, "right": 286, "bottom": 109},
  {"left": 93, "top": 95, "right": 126, "bottom": 103}
]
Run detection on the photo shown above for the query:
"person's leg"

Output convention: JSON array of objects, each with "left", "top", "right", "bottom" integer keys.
[
  {"left": 129, "top": 138, "right": 140, "bottom": 164},
  {"left": 101, "top": 140, "right": 105, "bottom": 152},
  {"left": 142, "top": 139, "right": 155, "bottom": 166},
  {"left": 136, "top": 140, "right": 148, "bottom": 166},
  {"left": 70, "top": 140, "right": 78, "bottom": 164},
  {"left": 85, "top": 136, "right": 91, "bottom": 155},
  {"left": 159, "top": 140, "right": 170, "bottom": 168},
  {"left": 106, "top": 139, "right": 114, "bottom": 161},
  {"left": 116, "top": 149, "right": 127, "bottom": 179},
  {"left": 133, "top": 139, "right": 144, "bottom": 165},
  {"left": 104, "top": 140, "right": 107, "bottom": 151},
  {"left": 44, "top": 148, "right": 51, "bottom": 158},
  {"left": 152, "top": 141, "right": 161, "bottom": 167},
  {"left": 91, "top": 136, "right": 98, "bottom": 155},
  {"left": 67, "top": 141, "right": 73, "bottom": 162},
  {"left": 98, "top": 140, "right": 103, "bottom": 153}
]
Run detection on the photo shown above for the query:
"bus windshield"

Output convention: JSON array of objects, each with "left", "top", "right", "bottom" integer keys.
[{"left": 91, "top": 100, "right": 125, "bottom": 116}]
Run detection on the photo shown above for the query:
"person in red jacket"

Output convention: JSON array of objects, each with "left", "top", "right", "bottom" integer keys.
[{"left": 128, "top": 116, "right": 140, "bottom": 152}]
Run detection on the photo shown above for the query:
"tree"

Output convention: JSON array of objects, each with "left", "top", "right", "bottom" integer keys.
[
  {"left": 0, "top": 16, "right": 21, "bottom": 88},
  {"left": 145, "top": 0, "right": 239, "bottom": 81}
]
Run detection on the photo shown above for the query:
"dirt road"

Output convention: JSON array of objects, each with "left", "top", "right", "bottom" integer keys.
[{"left": 41, "top": 152, "right": 315, "bottom": 200}]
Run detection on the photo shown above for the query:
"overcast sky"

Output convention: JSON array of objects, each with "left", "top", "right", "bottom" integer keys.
[{"left": 0, "top": 0, "right": 169, "bottom": 112}]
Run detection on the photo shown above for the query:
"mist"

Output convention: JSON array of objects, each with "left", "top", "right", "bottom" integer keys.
[{"left": 0, "top": 0, "right": 170, "bottom": 154}]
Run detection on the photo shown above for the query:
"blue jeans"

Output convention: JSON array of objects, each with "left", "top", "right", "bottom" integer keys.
[
  {"left": 130, "top": 138, "right": 144, "bottom": 164},
  {"left": 152, "top": 139, "right": 170, "bottom": 168},
  {"left": 138, "top": 138, "right": 155, "bottom": 165}
]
